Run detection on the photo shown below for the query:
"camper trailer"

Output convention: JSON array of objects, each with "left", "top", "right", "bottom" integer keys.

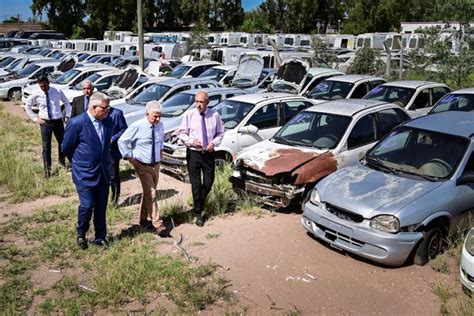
[
  {"left": 220, "top": 32, "right": 241, "bottom": 46},
  {"left": 355, "top": 33, "right": 393, "bottom": 50},
  {"left": 332, "top": 34, "right": 356, "bottom": 49},
  {"left": 385, "top": 33, "right": 410, "bottom": 51}
]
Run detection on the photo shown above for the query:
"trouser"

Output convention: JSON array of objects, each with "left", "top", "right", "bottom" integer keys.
[
  {"left": 108, "top": 154, "right": 120, "bottom": 205},
  {"left": 40, "top": 119, "right": 65, "bottom": 173},
  {"left": 76, "top": 175, "right": 109, "bottom": 241},
  {"left": 186, "top": 149, "right": 215, "bottom": 215},
  {"left": 134, "top": 161, "right": 163, "bottom": 229}
]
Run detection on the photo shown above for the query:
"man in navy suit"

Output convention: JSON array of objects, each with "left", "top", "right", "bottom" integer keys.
[
  {"left": 62, "top": 92, "right": 114, "bottom": 249},
  {"left": 71, "top": 80, "right": 93, "bottom": 118},
  {"left": 107, "top": 107, "right": 127, "bottom": 205}
]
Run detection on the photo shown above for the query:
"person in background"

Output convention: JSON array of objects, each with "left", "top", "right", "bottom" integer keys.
[
  {"left": 71, "top": 80, "right": 93, "bottom": 118},
  {"left": 25, "top": 75, "right": 71, "bottom": 178},
  {"left": 177, "top": 91, "right": 224, "bottom": 227},
  {"left": 107, "top": 106, "right": 127, "bottom": 206}
]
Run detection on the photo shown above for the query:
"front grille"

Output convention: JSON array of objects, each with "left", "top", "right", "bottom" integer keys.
[
  {"left": 240, "top": 168, "right": 273, "bottom": 185},
  {"left": 325, "top": 203, "right": 364, "bottom": 223},
  {"left": 314, "top": 221, "right": 365, "bottom": 247},
  {"left": 163, "top": 146, "right": 174, "bottom": 154}
]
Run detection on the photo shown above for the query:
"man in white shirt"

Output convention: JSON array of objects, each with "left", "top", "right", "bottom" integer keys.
[{"left": 25, "top": 75, "right": 71, "bottom": 178}]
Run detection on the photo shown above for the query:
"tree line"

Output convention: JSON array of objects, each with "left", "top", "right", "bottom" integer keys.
[{"left": 29, "top": 0, "right": 473, "bottom": 38}]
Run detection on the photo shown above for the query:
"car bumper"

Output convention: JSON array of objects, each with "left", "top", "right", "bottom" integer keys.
[
  {"left": 161, "top": 151, "right": 188, "bottom": 181},
  {"left": 302, "top": 201, "right": 423, "bottom": 266},
  {"left": 0, "top": 87, "right": 9, "bottom": 99},
  {"left": 460, "top": 246, "right": 474, "bottom": 292}
]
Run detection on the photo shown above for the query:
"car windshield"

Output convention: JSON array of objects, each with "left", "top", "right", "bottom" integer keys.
[
  {"left": 364, "top": 86, "right": 416, "bottom": 107},
  {"left": 73, "top": 73, "right": 101, "bottom": 90},
  {"left": 38, "top": 49, "right": 51, "bottom": 57},
  {"left": 132, "top": 83, "right": 171, "bottom": 105},
  {"left": 53, "top": 69, "right": 81, "bottom": 84},
  {"left": 365, "top": 126, "right": 468, "bottom": 180},
  {"left": 430, "top": 93, "right": 474, "bottom": 114},
  {"left": 87, "top": 55, "right": 103, "bottom": 63},
  {"left": 198, "top": 67, "right": 227, "bottom": 80},
  {"left": 215, "top": 99, "right": 254, "bottom": 129},
  {"left": 161, "top": 93, "right": 195, "bottom": 117},
  {"left": 16, "top": 64, "right": 40, "bottom": 78},
  {"left": 170, "top": 65, "right": 191, "bottom": 78},
  {"left": 273, "top": 111, "right": 351, "bottom": 149},
  {"left": 0, "top": 56, "right": 15, "bottom": 68},
  {"left": 307, "top": 80, "right": 354, "bottom": 100},
  {"left": 5, "top": 59, "right": 22, "bottom": 72}
]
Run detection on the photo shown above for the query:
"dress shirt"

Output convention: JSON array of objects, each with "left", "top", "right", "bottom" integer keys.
[
  {"left": 86, "top": 111, "right": 104, "bottom": 144},
  {"left": 118, "top": 117, "right": 164, "bottom": 163},
  {"left": 25, "top": 86, "right": 71, "bottom": 121},
  {"left": 178, "top": 108, "right": 224, "bottom": 150}
]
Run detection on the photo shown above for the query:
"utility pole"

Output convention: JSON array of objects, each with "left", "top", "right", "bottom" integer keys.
[
  {"left": 383, "top": 40, "right": 391, "bottom": 77},
  {"left": 396, "top": 37, "right": 403, "bottom": 79},
  {"left": 137, "top": 0, "right": 144, "bottom": 71}
]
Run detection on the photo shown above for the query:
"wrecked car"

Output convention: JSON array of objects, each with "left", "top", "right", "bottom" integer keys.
[
  {"left": 231, "top": 99, "right": 411, "bottom": 208},
  {"left": 302, "top": 111, "right": 474, "bottom": 266}
]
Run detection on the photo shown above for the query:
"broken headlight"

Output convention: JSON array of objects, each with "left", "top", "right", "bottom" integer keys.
[
  {"left": 465, "top": 228, "right": 474, "bottom": 256},
  {"left": 370, "top": 215, "right": 400, "bottom": 233},
  {"left": 310, "top": 189, "right": 320, "bottom": 205}
]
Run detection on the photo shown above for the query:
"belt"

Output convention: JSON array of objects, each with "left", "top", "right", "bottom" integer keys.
[{"left": 137, "top": 160, "right": 160, "bottom": 166}]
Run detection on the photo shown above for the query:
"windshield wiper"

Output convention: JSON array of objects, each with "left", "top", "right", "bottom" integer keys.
[
  {"left": 286, "top": 138, "right": 314, "bottom": 147},
  {"left": 394, "top": 168, "right": 440, "bottom": 182},
  {"left": 271, "top": 136, "right": 291, "bottom": 145},
  {"left": 364, "top": 156, "right": 399, "bottom": 175}
]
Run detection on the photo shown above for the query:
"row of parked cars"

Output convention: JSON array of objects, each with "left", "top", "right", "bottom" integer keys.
[{"left": 0, "top": 44, "right": 472, "bottom": 287}]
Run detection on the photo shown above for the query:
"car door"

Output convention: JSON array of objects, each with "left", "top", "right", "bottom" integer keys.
[
  {"left": 375, "top": 107, "right": 410, "bottom": 140},
  {"left": 281, "top": 99, "right": 314, "bottom": 124},
  {"left": 237, "top": 102, "right": 280, "bottom": 151},
  {"left": 338, "top": 113, "right": 377, "bottom": 167},
  {"left": 454, "top": 151, "right": 474, "bottom": 228},
  {"left": 349, "top": 82, "right": 370, "bottom": 99},
  {"left": 408, "top": 88, "right": 431, "bottom": 117}
]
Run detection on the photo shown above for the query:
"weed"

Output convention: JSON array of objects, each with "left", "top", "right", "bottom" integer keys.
[
  {"left": 205, "top": 163, "right": 236, "bottom": 217},
  {"left": 430, "top": 255, "right": 451, "bottom": 274},
  {"left": 0, "top": 275, "right": 33, "bottom": 313},
  {"left": 205, "top": 233, "right": 220, "bottom": 240},
  {"left": 191, "top": 241, "right": 206, "bottom": 247},
  {"left": 432, "top": 281, "right": 452, "bottom": 303},
  {"left": 236, "top": 192, "right": 263, "bottom": 218}
]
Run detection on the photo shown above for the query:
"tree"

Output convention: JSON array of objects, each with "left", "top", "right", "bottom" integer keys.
[
  {"left": 350, "top": 47, "right": 384, "bottom": 75},
  {"left": 32, "top": 0, "right": 85, "bottom": 37},
  {"left": 2, "top": 16, "right": 24, "bottom": 24}
]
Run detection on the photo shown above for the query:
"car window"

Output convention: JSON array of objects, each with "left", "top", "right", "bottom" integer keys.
[
  {"left": 411, "top": 89, "right": 431, "bottom": 109},
  {"left": 247, "top": 103, "right": 279, "bottom": 129},
  {"left": 351, "top": 82, "right": 369, "bottom": 99},
  {"left": 168, "top": 85, "right": 190, "bottom": 98},
  {"left": 376, "top": 108, "right": 408, "bottom": 139},
  {"left": 282, "top": 100, "right": 313, "bottom": 124},
  {"left": 196, "top": 83, "right": 212, "bottom": 89},
  {"left": 208, "top": 94, "right": 221, "bottom": 107},
  {"left": 431, "top": 87, "right": 450, "bottom": 104},
  {"left": 188, "top": 65, "right": 206, "bottom": 77},
  {"left": 369, "top": 80, "right": 385, "bottom": 90},
  {"left": 347, "top": 114, "right": 376, "bottom": 149},
  {"left": 463, "top": 153, "right": 474, "bottom": 173}
]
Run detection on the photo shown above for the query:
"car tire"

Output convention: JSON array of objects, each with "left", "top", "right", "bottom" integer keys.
[
  {"left": 413, "top": 226, "right": 443, "bottom": 266},
  {"left": 8, "top": 88, "right": 21, "bottom": 101}
]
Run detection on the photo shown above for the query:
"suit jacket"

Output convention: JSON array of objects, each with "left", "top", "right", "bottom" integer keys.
[
  {"left": 71, "top": 95, "right": 87, "bottom": 118},
  {"left": 108, "top": 107, "right": 128, "bottom": 161},
  {"left": 61, "top": 112, "right": 113, "bottom": 187}
]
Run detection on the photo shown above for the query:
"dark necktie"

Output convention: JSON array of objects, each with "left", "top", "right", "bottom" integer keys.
[
  {"left": 46, "top": 92, "right": 52, "bottom": 119},
  {"left": 96, "top": 119, "right": 104, "bottom": 145},
  {"left": 151, "top": 125, "right": 156, "bottom": 163},
  {"left": 84, "top": 96, "right": 89, "bottom": 111},
  {"left": 201, "top": 113, "right": 208, "bottom": 150}
]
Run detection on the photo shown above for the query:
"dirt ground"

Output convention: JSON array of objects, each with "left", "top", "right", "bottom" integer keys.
[{"left": 0, "top": 101, "right": 458, "bottom": 314}]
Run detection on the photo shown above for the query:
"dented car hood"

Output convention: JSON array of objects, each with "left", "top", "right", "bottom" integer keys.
[
  {"left": 232, "top": 54, "right": 264, "bottom": 88},
  {"left": 317, "top": 164, "right": 442, "bottom": 218},
  {"left": 235, "top": 140, "right": 337, "bottom": 185},
  {"left": 271, "top": 57, "right": 309, "bottom": 94}
]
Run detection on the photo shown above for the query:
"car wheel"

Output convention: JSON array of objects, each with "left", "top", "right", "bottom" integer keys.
[
  {"left": 413, "top": 226, "right": 443, "bottom": 266},
  {"left": 8, "top": 88, "right": 21, "bottom": 101}
]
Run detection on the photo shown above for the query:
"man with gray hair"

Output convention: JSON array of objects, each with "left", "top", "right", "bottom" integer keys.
[
  {"left": 118, "top": 100, "right": 167, "bottom": 237},
  {"left": 71, "top": 79, "right": 93, "bottom": 118},
  {"left": 62, "top": 92, "right": 114, "bottom": 249}
]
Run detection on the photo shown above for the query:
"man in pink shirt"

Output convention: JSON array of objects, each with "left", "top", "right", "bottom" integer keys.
[{"left": 178, "top": 91, "right": 224, "bottom": 226}]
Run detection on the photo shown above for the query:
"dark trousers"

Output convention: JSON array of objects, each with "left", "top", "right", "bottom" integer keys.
[
  {"left": 108, "top": 154, "right": 120, "bottom": 205},
  {"left": 40, "top": 119, "right": 65, "bottom": 173},
  {"left": 186, "top": 149, "right": 215, "bottom": 215},
  {"left": 76, "top": 174, "right": 109, "bottom": 241}
]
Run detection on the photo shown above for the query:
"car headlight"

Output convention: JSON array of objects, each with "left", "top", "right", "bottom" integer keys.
[
  {"left": 310, "top": 189, "right": 320, "bottom": 205},
  {"left": 465, "top": 228, "right": 474, "bottom": 256},
  {"left": 370, "top": 215, "right": 400, "bottom": 233},
  {"left": 173, "top": 146, "right": 187, "bottom": 159}
]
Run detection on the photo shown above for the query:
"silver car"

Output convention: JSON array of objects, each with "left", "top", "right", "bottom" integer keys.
[{"left": 302, "top": 111, "right": 474, "bottom": 266}]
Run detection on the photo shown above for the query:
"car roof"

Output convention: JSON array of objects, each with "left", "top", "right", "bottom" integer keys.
[
  {"left": 229, "top": 92, "right": 299, "bottom": 104},
  {"left": 211, "top": 65, "right": 237, "bottom": 71},
  {"left": 307, "top": 67, "right": 344, "bottom": 76},
  {"left": 305, "top": 99, "right": 394, "bottom": 116},
  {"left": 325, "top": 74, "right": 384, "bottom": 83},
  {"left": 181, "top": 87, "right": 248, "bottom": 95},
  {"left": 31, "top": 61, "right": 60, "bottom": 67},
  {"left": 449, "top": 88, "right": 474, "bottom": 94},
  {"left": 179, "top": 60, "right": 221, "bottom": 66},
  {"left": 405, "top": 111, "right": 474, "bottom": 138},
  {"left": 382, "top": 80, "right": 447, "bottom": 89},
  {"left": 155, "top": 77, "right": 220, "bottom": 86}
]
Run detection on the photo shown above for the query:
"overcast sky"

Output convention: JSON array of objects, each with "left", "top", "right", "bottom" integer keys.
[{"left": 2, "top": 0, "right": 263, "bottom": 21}]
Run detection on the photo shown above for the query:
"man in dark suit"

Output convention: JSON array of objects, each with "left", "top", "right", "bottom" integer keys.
[
  {"left": 71, "top": 80, "right": 93, "bottom": 118},
  {"left": 107, "top": 107, "right": 127, "bottom": 205},
  {"left": 62, "top": 92, "right": 114, "bottom": 249}
]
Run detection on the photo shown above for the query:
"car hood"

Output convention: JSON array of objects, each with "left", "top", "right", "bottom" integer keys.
[
  {"left": 57, "top": 55, "right": 76, "bottom": 72},
  {"left": 235, "top": 140, "right": 337, "bottom": 185},
  {"left": 272, "top": 57, "right": 309, "bottom": 94},
  {"left": 318, "top": 163, "right": 443, "bottom": 218},
  {"left": 111, "top": 102, "right": 144, "bottom": 115},
  {"left": 110, "top": 67, "right": 139, "bottom": 90},
  {"left": 232, "top": 54, "right": 264, "bottom": 88}
]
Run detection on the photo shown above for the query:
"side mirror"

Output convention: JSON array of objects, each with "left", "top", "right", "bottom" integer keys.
[
  {"left": 239, "top": 124, "right": 259, "bottom": 134},
  {"left": 456, "top": 171, "right": 474, "bottom": 186}
]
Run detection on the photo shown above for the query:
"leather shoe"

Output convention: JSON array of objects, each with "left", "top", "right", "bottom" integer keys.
[
  {"left": 156, "top": 226, "right": 169, "bottom": 237},
  {"left": 195, "top": 215, "right": 204, "bottom": 227},
  {"left": 77, "top": 236, "right": 88, "bottom": 249},
  {"left": 139, "top": 220, "right": 153, "bottom": 230},
  {"left": 93, "top": 239, "right": 109, "bottom": 248}
]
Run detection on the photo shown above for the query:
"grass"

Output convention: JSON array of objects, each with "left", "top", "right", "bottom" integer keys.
[
  {"left": 205, "top": 233, "right": 221, "bottom": 240},
  {"left": 205, "top": 163, "right": 236, "bottom": 217},
  {"left": 0, "top": 201, "right": 233, "bottom": 313},
  {"left": 0, "top": 108, "right": 74, "bottom": 202}
]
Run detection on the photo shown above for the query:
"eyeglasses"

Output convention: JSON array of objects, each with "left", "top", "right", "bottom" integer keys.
[{"left": 94, "top": 105, "right": 110, "bottom": 110}]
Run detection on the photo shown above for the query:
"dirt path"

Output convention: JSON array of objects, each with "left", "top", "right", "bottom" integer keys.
[{"left": 1, "top": 101, "right": 448, "bottom": 314}]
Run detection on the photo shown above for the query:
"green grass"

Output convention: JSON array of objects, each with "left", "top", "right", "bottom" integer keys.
[
  {"left": 0, "top": 109, "right": 74, "bottom": 202},
  {"left": 432, "top": 281, "right": 452, "bottom": 303},
  {"left": 205, "top": 233, "right": 220, "bottom": 240},
  {"left": 205, "top": 163, "right": 236, "bottom": 217}
]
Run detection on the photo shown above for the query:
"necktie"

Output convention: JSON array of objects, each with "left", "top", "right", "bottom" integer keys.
[
  {"left": 151, "top": 125, "right": 156, "bottom": 164},
  {"left": 84, "top": 96, "right": 89, "bottom": 111},
  {"left": 96, "top": 119, "right": 104, "bottom": 145},
  {"left": 45, "top": 92, "right": 52, "bottom": 119},
  {"left": 201, "top": 113, "right": 208, "bottom": 150}
]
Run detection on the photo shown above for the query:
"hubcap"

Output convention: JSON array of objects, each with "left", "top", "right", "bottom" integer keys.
[{"left": 427, "top": 232, "right": 440, "bottom": 258}]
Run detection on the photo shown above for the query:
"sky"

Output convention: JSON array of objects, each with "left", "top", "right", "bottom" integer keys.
[{"left": 2, "top": 0, "right": 263, "bottom": 22}]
